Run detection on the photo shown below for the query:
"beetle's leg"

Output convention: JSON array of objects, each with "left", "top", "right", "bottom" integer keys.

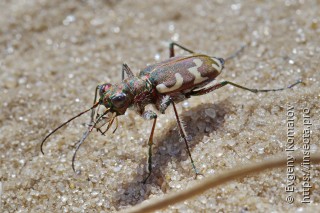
[
  {"left": 141, "top": 110, "right": 158, "bottom": 183},
  {"left": 169, "top": 42, "right": 195, "bottom": 58},
  {"left": 171, "top": 99, "right": 202, "bottom": 179},
  {"left": 121, "top": 63, "right": 134, "bottom": 80},
  {"left": 156, "top": 95, "right": 171, "bottom": 114},
  {"left": 169, "top": 42, "right": 245, "bottom": 61},
  {"left": 90, "top": 85, "right": 101, "bottom": 124},
  {"left": 187, "top": 80, "right": 303, "bottom": 97}
]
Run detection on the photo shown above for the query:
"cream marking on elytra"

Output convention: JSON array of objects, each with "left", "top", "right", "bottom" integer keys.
[
  {"left": 188, "top": 58, "right": 208, "bottom": 84},
  {"left": 211, "top": 58, "right": 222, "bottom": 72},
  {"left": 156, "top": 73, "right": 184, "bottom": 93}
]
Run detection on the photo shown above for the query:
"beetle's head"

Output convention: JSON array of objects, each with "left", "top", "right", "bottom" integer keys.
[
  {"left": 41, "top": 82, "right": 133, "bottom": 169},
  {"left": 98, "top": 83, "right": 132, "bottom": 116}
]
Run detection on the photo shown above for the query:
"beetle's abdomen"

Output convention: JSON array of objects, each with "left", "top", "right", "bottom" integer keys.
[{"left": 140, "top": 55, "right": 223, "bottom": 94}]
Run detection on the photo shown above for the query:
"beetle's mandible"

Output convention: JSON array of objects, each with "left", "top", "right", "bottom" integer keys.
[{"left": 41, "top": 42, "right": 302, "bottom": 183}]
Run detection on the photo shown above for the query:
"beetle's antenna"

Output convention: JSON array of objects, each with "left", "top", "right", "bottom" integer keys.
[
  {"left": 225, "top": 45, "right": 246, "bottom": 62},
  {"left": 40, "top": 102, "right": 100, "bottom": 155},
  {"left": 72, "top": 128, "right": 91, "bottom": 173},
  {"left": 71, "top": 108, "right": 110, "bottom": 173}
]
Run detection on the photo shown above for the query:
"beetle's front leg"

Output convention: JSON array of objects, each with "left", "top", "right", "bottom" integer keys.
[{"left": 141, "top": 110, "right": 158, "bottom": 183}]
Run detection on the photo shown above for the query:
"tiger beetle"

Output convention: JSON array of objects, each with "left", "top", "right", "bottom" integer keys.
[{"left": 41, "top": 42, "right": 302, "bottom": 183}]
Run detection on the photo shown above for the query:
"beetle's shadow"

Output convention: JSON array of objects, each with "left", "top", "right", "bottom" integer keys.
[{"left": 112, "top": 100, "right": 231, "bottom": 208}]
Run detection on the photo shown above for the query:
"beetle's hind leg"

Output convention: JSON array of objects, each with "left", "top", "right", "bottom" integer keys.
[{"left": 187, "top": 80, "right": 303, "bottom": 97}]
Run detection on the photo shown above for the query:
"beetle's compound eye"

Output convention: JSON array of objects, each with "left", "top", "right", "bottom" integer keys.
[
  {"left": 111, "top": 93, "right": 127, "bottom": 108},
  {"left": 99, "top": 83, "right": 112, "bottom": 96}
]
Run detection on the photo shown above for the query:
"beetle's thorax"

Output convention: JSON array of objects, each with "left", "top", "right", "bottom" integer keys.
[
  {"left": 122, "top": 76, "right": 150, "bottom": 96},
  {"left": 123, "top": 76, "right": 155, "bottom": 108}
]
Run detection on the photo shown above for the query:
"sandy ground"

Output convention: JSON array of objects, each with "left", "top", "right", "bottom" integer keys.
[{"left": 1, "top": 0, "right": 319, "bottom": 212}]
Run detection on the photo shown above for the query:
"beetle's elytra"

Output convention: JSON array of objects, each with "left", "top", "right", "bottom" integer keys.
[{"left": 41, "top": 42, "right": 302, "bottom": 183}]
